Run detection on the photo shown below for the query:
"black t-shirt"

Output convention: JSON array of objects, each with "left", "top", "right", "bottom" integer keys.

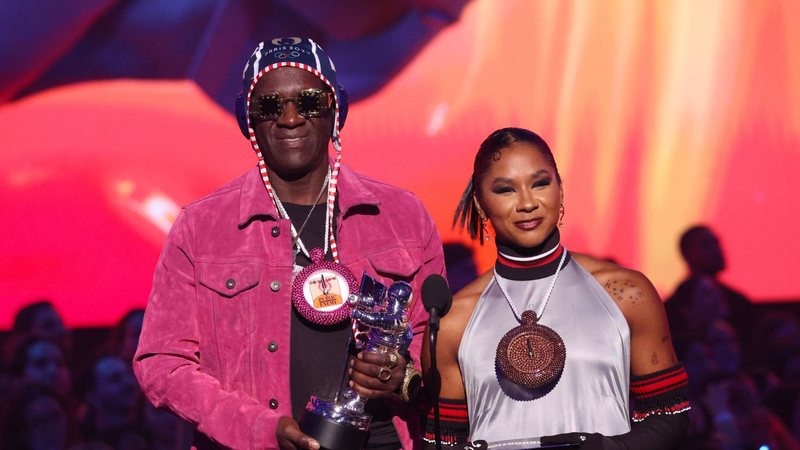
[{"left": 284, "top": 202, "right": 399, "bottom": 450}]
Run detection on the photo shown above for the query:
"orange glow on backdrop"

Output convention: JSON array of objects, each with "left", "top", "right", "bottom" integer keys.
[
  {"left": 1, "top": 0, "right": 799, "bottom": 327},
  {"left": 346, "top": 0, "right": 800, "bottom": 299}
]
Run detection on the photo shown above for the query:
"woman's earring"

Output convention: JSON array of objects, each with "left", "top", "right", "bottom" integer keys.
[
  {"left": 480, "top": 216, "right": 491, "bottom": 241},
  {"left": 559, "top": 204, "right": 565, "bottom": 228}
]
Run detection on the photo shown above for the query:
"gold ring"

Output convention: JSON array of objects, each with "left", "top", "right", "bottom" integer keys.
[
  {"left": 378, "top": 366, "right": 392, "bottom": 382},
  {"left": 387, "top": 352, "right": 399, "bottom": 369}
]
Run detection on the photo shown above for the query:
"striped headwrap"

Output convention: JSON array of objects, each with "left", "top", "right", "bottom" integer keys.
[{"left": 238, "top": 37, "right": 349, "bottom": 262}]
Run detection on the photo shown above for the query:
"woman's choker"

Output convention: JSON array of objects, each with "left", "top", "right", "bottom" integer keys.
[{"left": 495, "top": 230, "right": 571, "bottom": 281}]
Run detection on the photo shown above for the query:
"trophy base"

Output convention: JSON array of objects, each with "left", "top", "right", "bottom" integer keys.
[{"left": 300, "top": 410, "right": 368, "bottom": 450}]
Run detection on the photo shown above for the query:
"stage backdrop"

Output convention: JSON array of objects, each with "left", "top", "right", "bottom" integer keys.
[{"left": 2, "top": 0, "right": 799, "bottom": 328}]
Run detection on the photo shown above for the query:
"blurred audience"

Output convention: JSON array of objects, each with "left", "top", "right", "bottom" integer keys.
[
  {"left": 705, "top": 320, "right": 742, "bottom": 378},
  {"left": 11, "top": 300, "right": 69, "bottom": 341},
  {"left": 141, "top": 401, "right": 194, "bottom": 450},
  {"left": 442, "top": 242, "right": 479, "bottom": 294},
  {"left": 103, "top": 309, "right": 145, "bottom": 364},
  {"left": 1, "top": 225, "right": 799, "bottom": 449},
  {"left": 750, "top": 312, "right": 800, "bottom": 380},
  {"left": 665, "top": 225, "right": 800, "bottom": 449},
  {"left": 8, "top": 335, "right": 74, "bottom": 402},
  {"left": 0, "top": 304, "right": 191, "bottom": 449},
  {"left": 0, "top": 382, "right": 78, "bottom": 450},
  {"left": 704, "top": 373, "right": 800, "bottom": 450},
  {"left": 666, "top": 225, "right": 754, "bottom": 346},
  {"left": 2, "top": 300, "right": 72, "bottom": 378},
  {"left": 77, "top": 355, "right": 145, "bottom": 448}
]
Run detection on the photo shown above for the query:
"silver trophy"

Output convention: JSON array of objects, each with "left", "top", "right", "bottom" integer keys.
[{"left": 299, "top": 273, "right": 413, "bottom": 450}]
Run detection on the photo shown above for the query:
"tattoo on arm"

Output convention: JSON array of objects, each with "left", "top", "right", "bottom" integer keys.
[
  {"left": 604, "top": 279, "right": 644, "bottom": 304},
  {"left": 604, "top": 280, "right": 624, "bottom": 302}
]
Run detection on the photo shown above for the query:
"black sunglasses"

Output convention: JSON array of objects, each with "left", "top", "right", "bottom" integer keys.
[{"left": 250, "top": 88, "right": 332, "bottom": 121}]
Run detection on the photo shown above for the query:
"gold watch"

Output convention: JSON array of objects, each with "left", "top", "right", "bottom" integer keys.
[{"left": 398, "top": 364, "right": 422, "bottom": 402}]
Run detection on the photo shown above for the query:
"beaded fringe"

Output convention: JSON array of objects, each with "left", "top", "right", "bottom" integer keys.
[{"left": 632, "top": 401, "right": 692, "bottom": 422}]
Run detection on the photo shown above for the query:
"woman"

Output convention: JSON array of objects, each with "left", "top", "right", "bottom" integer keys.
[{"left": 423, "top": 128, "right": 689, "bottom": 449}]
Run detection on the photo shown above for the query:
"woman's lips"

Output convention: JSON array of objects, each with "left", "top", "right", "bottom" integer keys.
[{"left": 514, "top": 218, "right": 543, "bottom": 231}]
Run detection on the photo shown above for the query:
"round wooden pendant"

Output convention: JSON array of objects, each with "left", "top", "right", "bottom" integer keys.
[{"left": 495, "top": 310, "right": 566, "bottom": 389}]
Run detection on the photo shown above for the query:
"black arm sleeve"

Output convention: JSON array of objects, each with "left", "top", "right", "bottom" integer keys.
[
  {"left": 540, "top": 412, "right": 688, "bottom": 449},
  {"left": 608, "top": 411, "right": 689, "bottom": 449},
  {"left": 543, "top": 364, "right": 691, "bottom": 449}
]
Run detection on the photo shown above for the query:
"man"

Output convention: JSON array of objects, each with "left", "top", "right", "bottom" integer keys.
[
  {"left": 665, "top": 225, "right": 752, "bottom": 347},
  {"left": 133, "top": 37, "right": 444, "bottom": 449}
]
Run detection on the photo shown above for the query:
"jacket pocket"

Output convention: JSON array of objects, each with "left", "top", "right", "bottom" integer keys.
[
  {"left": 367, "top": 246, "right": 424, "bottom": 279},
  {"left": 195, "top": 262, "right": 263, "bottom": 390},
  {"left": 198, "top": 262, "right": 261, "bottom": 298}
]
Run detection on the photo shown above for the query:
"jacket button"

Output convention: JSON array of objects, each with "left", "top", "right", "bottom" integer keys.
[
  {"left": 271, "top": 226, "right": 280, "bottom": 237},
  {"left": 269, "top": 398, "right": 279, "bottom": 409},
  {"left": 268, "top": 341, "right": 278, "bottom": 352},
  {"left": 226, "top": 279, "right": 236, "bottom": 289},
  {"left": 270, "top": 281, "right": 281, "bottom": 292}
]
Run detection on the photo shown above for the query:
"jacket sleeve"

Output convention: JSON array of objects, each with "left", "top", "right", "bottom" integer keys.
[
  {"left": 406, "top": 209, "right": 447, "bottom": 367},
  {"left": 391, "top": 207, "right": 446, "bottom": 449},
  {"left": 133, "top": 210, "right": 279, "bottom": 450}
]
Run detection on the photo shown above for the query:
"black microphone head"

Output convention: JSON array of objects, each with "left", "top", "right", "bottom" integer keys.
[{"left": 421, "top": 274, "right": 452, "bottom": 317}]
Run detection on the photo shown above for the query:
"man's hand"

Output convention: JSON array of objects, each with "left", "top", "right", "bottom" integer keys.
[
  {"left": 276, "top": 416, "right": 320, "bottom": 450},
  {"left": 349, "top": 350, "right": 406, "bottom": 398}
]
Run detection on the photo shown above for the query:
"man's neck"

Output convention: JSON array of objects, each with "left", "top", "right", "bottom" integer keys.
[{"left": 268, "top": 164, "right": 330, "bottom": 205}]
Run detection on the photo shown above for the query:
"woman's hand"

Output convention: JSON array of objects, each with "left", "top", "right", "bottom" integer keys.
[
  {"left": 348, "top": 350, "right": 406, "bottom": 398},
  {"left": 276, "top": 416, "right": 320, "bottom": 450}
]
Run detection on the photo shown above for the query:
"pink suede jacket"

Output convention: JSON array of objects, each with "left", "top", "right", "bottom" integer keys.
[{"left": 133, "top": 164, "right": 445, "bottom": 449}]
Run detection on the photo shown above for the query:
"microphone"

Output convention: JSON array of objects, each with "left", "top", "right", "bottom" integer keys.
[
  {"left": 421, "top": 274, "right": 452, "bottom": 450},
  {"left": 421, "top": 274, "right": 452, "bottom": 332}
]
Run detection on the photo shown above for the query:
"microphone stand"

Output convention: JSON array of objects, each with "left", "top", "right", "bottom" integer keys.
[{"left": 428, "top": 307, "right": 442, "bottom": 450}]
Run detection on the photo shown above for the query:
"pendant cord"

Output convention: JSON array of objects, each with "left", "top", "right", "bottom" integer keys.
[
  {"left": 293, "top": 172, "right": 330, "bottom": 240},
  {"left": 271, "top": 168, "right": 331, "bottom": 259},
  {"left": 257, "top": 151, "right": 345, "bottom": 264},
  {"left": 493, "top": 245, "right": 568, "bottom": 322}
]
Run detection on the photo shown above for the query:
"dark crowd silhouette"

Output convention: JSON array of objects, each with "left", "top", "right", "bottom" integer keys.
[
  {"left": 663, "top": 226, "right": 800, "bottom": 449},
  {"left": 0, "top": 303, "right": 192, "bottom": 449},
  {"left": 1, "top": 225, "right": 798, "bottom": 449}
]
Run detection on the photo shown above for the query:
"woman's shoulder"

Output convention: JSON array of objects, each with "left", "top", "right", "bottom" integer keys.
[
  {"left": 440, "top": 270, "right": 493, "bottom": 332},
  {"left": 571, "top": 252, "right": 662, "bottom": 317},
  {"left": 451, "top": 271, "right": 493, "bottom": 315}
]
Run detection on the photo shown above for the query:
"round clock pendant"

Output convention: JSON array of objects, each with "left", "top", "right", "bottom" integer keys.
[{"left": 495, "top": 310, "right": 566, "bottom": 389}]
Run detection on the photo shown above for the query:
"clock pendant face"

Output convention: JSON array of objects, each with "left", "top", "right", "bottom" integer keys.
[{"left": 495, "top": 310, "right": 566, "bottom": 389}]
